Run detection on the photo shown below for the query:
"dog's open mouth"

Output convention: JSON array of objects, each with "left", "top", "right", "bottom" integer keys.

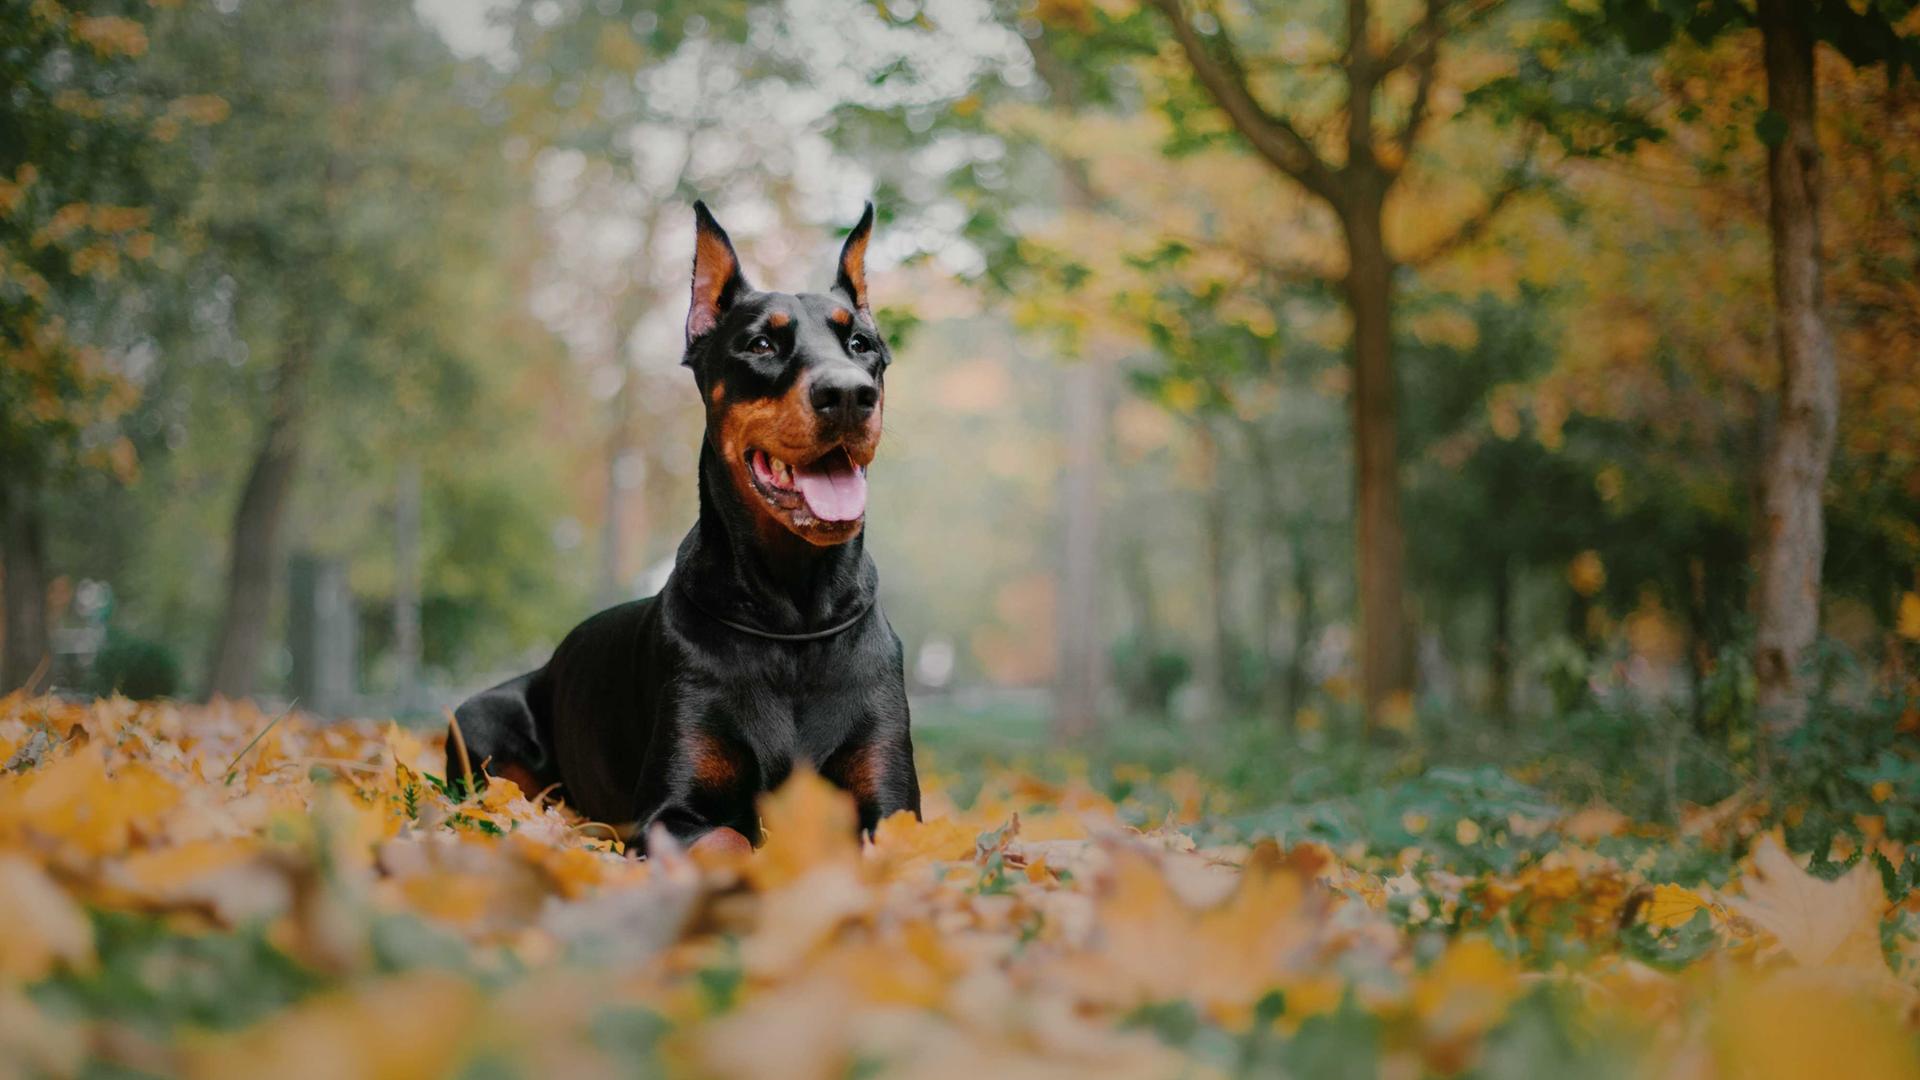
[{"left": 747, "top": 446, "right": 868, "bottom": 525}]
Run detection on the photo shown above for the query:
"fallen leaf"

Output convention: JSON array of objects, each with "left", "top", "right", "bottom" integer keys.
[
  {"left": 0, "top": 855, "right": 94, "bottom": 979},
  {"left": 1728, "top": 835, "right": 1887, "bottom": 971}
]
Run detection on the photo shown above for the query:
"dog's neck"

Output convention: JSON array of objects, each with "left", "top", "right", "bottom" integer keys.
[{"left": 672, "top": 441, "right": 877, "bottom": 634}]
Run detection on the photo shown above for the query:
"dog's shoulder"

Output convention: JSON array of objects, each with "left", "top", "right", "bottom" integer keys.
[{"left": 550, "top": 595, "right": 663, "bottom": 670}]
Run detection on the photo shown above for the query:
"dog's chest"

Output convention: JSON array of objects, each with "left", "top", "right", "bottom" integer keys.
[{"left": 702, "top": 643, "right": 879, "bottom": 770}]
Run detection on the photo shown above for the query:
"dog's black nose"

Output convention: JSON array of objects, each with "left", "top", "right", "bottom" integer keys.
[{"left": 809, "top": 367, "right": 879, "bottom": 422}]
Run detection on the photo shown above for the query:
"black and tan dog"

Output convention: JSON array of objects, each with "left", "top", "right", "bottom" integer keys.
[{"left": 448, "top": 202, "right": 919, "bottom": 855}]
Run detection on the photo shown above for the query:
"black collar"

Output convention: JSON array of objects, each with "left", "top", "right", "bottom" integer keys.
[{"left": 678, "top": 585, "right": 875, "bottom": 642}]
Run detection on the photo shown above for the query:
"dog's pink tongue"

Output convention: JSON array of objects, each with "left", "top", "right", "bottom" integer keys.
[{"left": 794, "top": 454, "right": 867, "bottom": 522}]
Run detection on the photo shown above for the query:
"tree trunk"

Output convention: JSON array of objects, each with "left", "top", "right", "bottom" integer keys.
[
  {"left": 392, "top": 460, "right": 422, "bottom": 711},
  {"left": 1118, "top": 535, "right": 1161, "bottom": 713},
  {"left": 1026, "top": 34, "right": 1111, "bottom": 746},
  {"left": 1189, "top": 423, "right": 1233, "bottom": 726},
  {"left": 1752, "top": 0, "right": 1838, "bottom": 745},
  {"left": 1248, "top": 429, "right": 1287, "bottom": 722},
  {"left": 1285, "top": 525, "right": 1317, "bottom": 724},
  {"left": 1489, "top": 554, "right": 1513, "bottom": 724},
  {"left": 204, "top": 0, "right": 362, "bottom": 700},
  {"left": 1342, "top": 185, "right": 1414, "bottom": 730},
  {"left": 1685, "top": 556, "right": 1710, "bottom": 732},
  {"left": 205, "top": 342, "right": 313, "bottom": 699},
  {"left": 1054, "top": 358, "right": 1107, "bottom": 741},
  {"left": 0, "top": 480, "right": 51, "bottom": 694}
]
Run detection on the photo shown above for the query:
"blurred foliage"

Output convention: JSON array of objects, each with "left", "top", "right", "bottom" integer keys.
[
  {"left": 2, "top": 695, "right": 1919, "bottom": 1075},
  {"left": 0, "top": 0, "right": 162, "bottom": 485},
  {"left": 0, "top": 0, "right": 1915, "bottom": 771},
  {"left": 87, "top": 627, "right": 180, "bottom": 701}
]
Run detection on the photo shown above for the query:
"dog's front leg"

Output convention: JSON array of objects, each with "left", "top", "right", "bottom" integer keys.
[
  {"left": 821, "top": 722, "right": 921, "bottom": 836},
  {"left": 636, "top": 726, "right": 761, "bottom": 856}
]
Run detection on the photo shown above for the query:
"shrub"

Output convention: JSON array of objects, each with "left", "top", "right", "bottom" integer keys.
[{"left": 90, "top": 629, "right": 181, "bottom": 700}]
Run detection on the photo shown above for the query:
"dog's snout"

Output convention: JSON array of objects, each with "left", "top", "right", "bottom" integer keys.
[{"left": 808, "top": 367, "right": 879, "bottom": 422}]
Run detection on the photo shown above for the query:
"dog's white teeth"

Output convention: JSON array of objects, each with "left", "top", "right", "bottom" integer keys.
[{"left": 774, "top": 459, "right": 794, "bottom": 487}]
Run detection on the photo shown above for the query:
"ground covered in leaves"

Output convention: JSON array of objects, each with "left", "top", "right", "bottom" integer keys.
[{"left": 1, "top": 696, "right": 1917, "bottom": 1078}]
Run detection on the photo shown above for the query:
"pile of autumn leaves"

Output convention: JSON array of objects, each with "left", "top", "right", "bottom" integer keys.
[{"left": 0, "top": 696, "right": 1916, "bottom": 1078}]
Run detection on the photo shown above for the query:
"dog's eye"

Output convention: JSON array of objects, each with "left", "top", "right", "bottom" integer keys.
[
  {"left": 746, "top": 335, "right": 775, "bottom": 355},
  {"left": 847, "top": 333, "right": 874, "bottom": 355}
]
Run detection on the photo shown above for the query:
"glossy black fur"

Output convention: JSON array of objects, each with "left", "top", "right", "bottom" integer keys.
[{"left": 448, "top": 204, "right": 920, "bottom": 852}]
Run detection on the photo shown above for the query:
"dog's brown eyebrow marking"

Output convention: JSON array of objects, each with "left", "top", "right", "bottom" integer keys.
[
  {"left": 709, "top": 381, "right": 725, "bottom": 405},
  {"left": 767, "top": 310, "right": 791, "bottom": 329},
  {"left": 829, "top": 308, "right": 852, "bottom": 326}
]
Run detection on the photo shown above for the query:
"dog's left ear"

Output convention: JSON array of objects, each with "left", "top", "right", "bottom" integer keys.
[{"left": 834, "top": 202, "right": 875, "bottom": 316}]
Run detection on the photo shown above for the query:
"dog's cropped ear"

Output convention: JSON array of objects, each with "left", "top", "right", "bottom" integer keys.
[
  {"left": 686, "top": 201, "right": 750, "bottom": 349},
  {"left": 834, "top": 201, "right": 875, "bottom": 316}
]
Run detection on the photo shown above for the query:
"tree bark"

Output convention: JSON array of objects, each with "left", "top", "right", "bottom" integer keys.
[
  {"left": 1054, "top": 358, "right": 1107, "bottom": 741},
  {"left": 1028, "top": 32, "right": 1110, "bottom": 745},
  {"left": 1342, "top": 184, "right": 1414, "bottom": 727},
  {"left": 1248, "top": 428, "right": 1288, "bottom": 721},
  {"left": 1192, "top": 422, "right": 1233, "bottom": 726},
  {"left": 204, "top": 0, "right": 361, "bottom": 700},
  {"left": 392, "top": 460, "right": 422, "bottom": 711},
  {"left": 0, "top": 480, "right": 51, "bottom": 694},
  {"left": 1285, "top": 525, "right": 1317, "bottom": 724},
  {"left": 205, "top": 341, "right": 313, "bottom": 699},
  {"left": 1148, "top": 0, "right": 1453, "bottom": 733},
  {"left": 1489, "top": 553, "right": 1513, "bottom": 723},
  {"left": 1752, "top": 0, "right": 1838, "bottom": 742}
]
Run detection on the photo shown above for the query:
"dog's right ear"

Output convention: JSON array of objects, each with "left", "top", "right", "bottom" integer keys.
[{"left": 686, "top": 201, "right": 750, "bottom": 352}]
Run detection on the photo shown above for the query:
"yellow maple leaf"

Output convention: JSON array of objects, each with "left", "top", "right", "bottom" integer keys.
[
  {"left": 746, "top": 767, "right": 859, "bottom": 892},
  {"left": 868, "top": 811, "right": 975, "bottom": 878},
  {"left": 1064, "top": 840, "right": 1323, "bottom": 1022},
  {"left": 1729, "top": 835, "right": 1887, "bottom": 971},
  {"left": 1643, "top": 883, "right": 1709, "bottom": 929}
]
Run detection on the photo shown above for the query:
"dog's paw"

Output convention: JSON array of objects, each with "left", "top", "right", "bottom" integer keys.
[{"left": 689, "top": 826, "right": 753, "bottom": 858}]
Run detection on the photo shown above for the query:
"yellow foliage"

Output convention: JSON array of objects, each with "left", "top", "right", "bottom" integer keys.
[
  {"left": 0, "top": 697, "right": 1912, "bottom": 1076},
  {"left": 186, "top": 972, "right": 481, "bottom": 1080},
  {"left": 0, "top": 744, "right": 180, "bottom": 858},
  {"left": 1062, "top": 842, "right": 1322, "bottom": 1023},
  {"left": 1643, "top": 883, "right": 1708, "bottom": 929},
  {"left": 0, "top": 855, "right": 94, "bottom": 980},
  {"left": 70, "top": 15, "right": 147, "bottom": 58},
  {"left": 1729, "top": 835, "right": 1888, "bottom": 972},
  {"left": 1897, "top": 592, "right": 1920, "bottom": 641},
  {"left": 1567, "top": 550, "right": 1606, "bottom": 598},
  {"left": 746, "top": 766, "right": 860, "bottom": 891},
  {"left": 1707, "top": 969, "right": 1920, "bottom": 1080}
]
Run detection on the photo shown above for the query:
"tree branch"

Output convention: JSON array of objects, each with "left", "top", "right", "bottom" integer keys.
[
  {"left": 1402, "top": 145, "right": 1535, "bottom": 267},
  {"left": 1377, "top": 0, "right": 1506, "bottom": 74},
  {"left": 1386, "top": 0, "right": 1442, "bottom": 174},
  {"left": 1347, "top": 0, "right": 1378, "bottom": 171},
  {"left": 1148, "top": 0, "right": 1342, "bottom": 204}
]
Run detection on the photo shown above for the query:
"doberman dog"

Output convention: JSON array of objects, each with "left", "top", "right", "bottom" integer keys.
[{"left": 448, "top": 201, "right": 920, "bottom": 856}]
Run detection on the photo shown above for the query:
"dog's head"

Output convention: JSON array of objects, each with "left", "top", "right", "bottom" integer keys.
[{"left": 681, "top": 201, "right": 889, "bottom": 547}]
